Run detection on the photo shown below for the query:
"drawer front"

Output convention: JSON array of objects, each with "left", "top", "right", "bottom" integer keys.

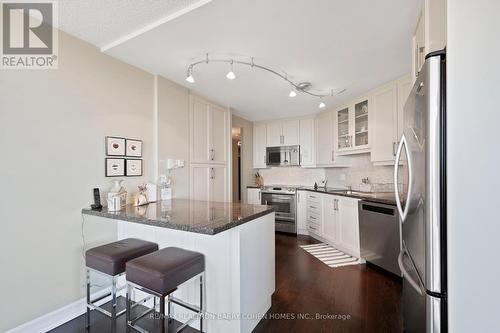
[
  {"left": 306, "top": 193, "right": 321, "bottom": 204},
  {"left": 308, "top": 223, "right": 320, "bottom": 234},
  {"left": 307, "top": 211, "right": 320, "bottom": 225},
  {"left": 306, "top": 201, "right": 321, "bottom": 215}
]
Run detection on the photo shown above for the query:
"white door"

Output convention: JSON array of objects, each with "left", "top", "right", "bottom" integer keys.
[
  {"left": 253, "top": 123, "right": 267, "bottom": 168},
  {"left": 316, "top": 111, "right": 334, "bottom": 165},
  {"left": 211, "top": 165, "right": 228, "bottom": 202},
  {"left": 371, "top": 83, "right": 398, "bottom": 163},
  {"left": 266, "top": 121, "right": 283, "bottom": 147},
  {"left": 282, "top": 119, "right": 299, "bottom": 145},
  {"left": 322, "top": 196, "right": 338, "bottom": 243},
  {"left": 190, "top": 165, "right": 211, "bottom": 201},
  {"left": 337, "top": 197, "right": 360, "bottom": 257},
  {"left": 209, "top": 104, "right": 228, "bottom": 164},
  {"left": 190, "top": 98, "right": 210, "bottom": 163},
  {"left": 247, "top": 188, "right": 261, "bottom": 205},
  {"left": 299, "top": 117, "right": 315, "bottom": 166}
]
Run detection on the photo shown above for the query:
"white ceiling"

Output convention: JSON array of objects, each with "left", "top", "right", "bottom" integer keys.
[{"left": 59, "top": 0, "right": 420, "bottom": 121}]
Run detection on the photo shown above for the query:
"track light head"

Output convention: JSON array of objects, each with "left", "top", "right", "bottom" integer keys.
[
  {"left": 186, "top": 67, "right": 195, "bottom": 83},
  {"left": 226, "top": 60, "right": 236, "bottom": 80}
]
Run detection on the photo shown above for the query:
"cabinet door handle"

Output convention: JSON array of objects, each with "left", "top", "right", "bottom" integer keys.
[
  {"left": 393, "top": 141, "right": 397, "bottom": 156},
  {"left": 309, "top": 215, "right": 317, "bottom": 220},
  {"left": 309, "top": 205, "right": 317, "bottom": 209},
  {"left": 331, "top": 150, "right": 334, "bottom": 161},
  {"left": 209, "top": 149, "right": 215, "bottom": 161}
]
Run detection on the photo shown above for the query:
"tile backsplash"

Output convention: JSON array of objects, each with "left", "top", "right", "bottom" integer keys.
[
  {"left": 325, "top": 154, "right": 395, "bottom": 192},
  {"left": 257, "top": 154, "right": 395, "bottom": 192},
  {"left": 257, "top": 167, "right": 325, "bottom": 186}
]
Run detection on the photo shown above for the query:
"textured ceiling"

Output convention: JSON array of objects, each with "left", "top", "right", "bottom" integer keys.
[
  {"left": 58, "top": 0, "right": 211, "bottom": 48},
  {"left": 58, "top": 0, "right": 421, "bottom": 121}
]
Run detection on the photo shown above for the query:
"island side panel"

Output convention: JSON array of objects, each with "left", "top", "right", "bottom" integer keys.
[
  {"left": 117, "top": 215, "right": 275, "bottom": 333},
  {"left": 238, "top": 212, "right": 275, "bottom": 333}
]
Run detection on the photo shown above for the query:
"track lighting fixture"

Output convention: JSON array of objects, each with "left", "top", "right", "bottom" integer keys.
[{"left": 185, "top": 54, "right": 346, "bottom": 108}]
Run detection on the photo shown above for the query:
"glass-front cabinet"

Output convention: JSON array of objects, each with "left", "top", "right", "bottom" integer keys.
[{"left": 336, "top": 98, "right": 370, "bottom": 154}]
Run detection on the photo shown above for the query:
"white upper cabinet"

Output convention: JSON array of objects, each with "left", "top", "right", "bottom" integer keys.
[
  {"left": 397, "top": 75, "right": 412, "bottom": 138},
  {"left": 299, "top": 117, "right": 315, "bottom": 167},
  {"left": 190, "top": 96, "right": 229, "bottom": 165},
  {"left": 210, "top": 104, "right": 229, "bottom": 164},
  {"left": 191, "top": 98, "right": 210, "bottom": 163},
  {"left": 266, "top": 121, "right": 283, "bottom": 147},
  {"left": 371, "top": 83, "right": 398, "bottom": 164},
  {"left": 253, "top": 122, "right": 267, "bottom": 168},
  {"left": 282, "top": 119, "right": 299, "bottom": 145},
  {"left": 371, "top": 75, "right": 412, "bottom": 165},
  {"left": 316, "top": 111, "right": 335, "bottom": 166},
  {"left": 336, "top": 97, "right": 370, "bottom": 155},
  {"left": 266, "top": 119, "right": 299, "bottom": 147}
]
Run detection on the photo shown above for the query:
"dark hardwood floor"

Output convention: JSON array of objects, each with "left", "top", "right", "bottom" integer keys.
[
  {"left": 50, "top": 233, "right": 401, "bottom": 333},
  {"left": 252, "top": 233, "right": 402, "bottom": 333}
]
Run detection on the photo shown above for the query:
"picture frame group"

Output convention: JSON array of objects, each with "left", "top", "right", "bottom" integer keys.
[{"left": 105, "top": 137, "right": 143, "bottom": 177}]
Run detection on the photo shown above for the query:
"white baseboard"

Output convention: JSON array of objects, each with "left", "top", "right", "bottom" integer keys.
[
  {"left": 6, "top": 287, "right": 115, "bottom": 333},
  {"left": 5, "top": 298, "right": 86, "bottom": 333}
]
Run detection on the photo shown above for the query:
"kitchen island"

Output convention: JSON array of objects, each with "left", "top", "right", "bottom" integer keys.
[{"left": 82, "top": 200, "right": 275, "bottom": 333}]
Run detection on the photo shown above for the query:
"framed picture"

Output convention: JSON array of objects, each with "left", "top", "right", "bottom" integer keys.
[
  {"left": 106, "top": 136, "right": 126, "bottom": 156},
  {"left": 105, "top": 158, "right": 125, "bottom": 177},
  {"left": 126, "top": 139, "right": 142, "bottom": 157},
  {"left": 126, "top": 159, "right": 143, "bottom": 177}
]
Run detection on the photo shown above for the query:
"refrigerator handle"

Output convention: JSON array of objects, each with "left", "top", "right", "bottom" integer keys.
[
  {"left": 393, "top": 134, "right": 413, "bottom": 222},
  {"left": 398, "top": 249, "right": 424, "bottom": 296}
]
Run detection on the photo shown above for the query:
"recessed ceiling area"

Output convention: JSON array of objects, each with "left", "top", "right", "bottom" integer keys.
[{"left": 59, "top": 0, "right": 420, "bottom": 121}]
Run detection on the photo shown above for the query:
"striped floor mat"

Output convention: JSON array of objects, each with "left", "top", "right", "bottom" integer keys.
[{"left": 300, "top": 243, "right": 361, "bottom": 268}]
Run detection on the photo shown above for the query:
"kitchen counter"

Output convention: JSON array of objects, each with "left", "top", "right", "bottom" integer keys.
[
  {"left": 246, "top": 185, "right": 261, "bottom": 189},
  {"left": 81, "top": 199, "right": 274, "bottom": 235},
  {"left": 298, "top": 187, "right": 397, "bottom": 205},
  {"left": 82, "top": 199, "right": 275, "bottom": 333}
]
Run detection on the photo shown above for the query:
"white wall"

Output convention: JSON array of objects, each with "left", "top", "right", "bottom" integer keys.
[
  {"left": 0, "top": 31, "right": 154, "bottom": 331},
  {"left": 156, "top": 76, "right": 190, "bottom": 198},
  {"left": 447, "top": 1, "right": 500, "bottom": 331}
]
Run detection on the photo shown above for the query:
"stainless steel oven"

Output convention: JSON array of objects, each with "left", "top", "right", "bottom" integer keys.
[
  {"left": 261, "top": 186, "right": 296, "bottom": 234},
  {"left": 266, "top": 145, "right": 300, "bottom": 167}
]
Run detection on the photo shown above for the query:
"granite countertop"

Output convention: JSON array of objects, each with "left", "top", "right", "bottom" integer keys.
[
  {"left": 298, "top": 187, "right": 397, "bottom": 205},
  {"left": 246, "top": 185, "right": 261, "bottom": 189},
  {"left": 82, "top": 199, "right": 275, "bottom": 235}
]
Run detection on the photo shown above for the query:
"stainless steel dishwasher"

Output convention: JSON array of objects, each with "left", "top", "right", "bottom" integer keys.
[{"left": 359, "top": 200, "right": 401, "bottom": 276}]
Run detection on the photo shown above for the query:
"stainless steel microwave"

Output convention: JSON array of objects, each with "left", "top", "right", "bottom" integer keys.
[{"left": 266, "top": 145, "right": 300, "bottom": 166}]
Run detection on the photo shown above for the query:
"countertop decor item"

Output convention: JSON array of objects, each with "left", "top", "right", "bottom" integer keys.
[
  {"left": 105, "top": 158, "right": 125, "bottom": 177},
  {"left": 107, "top": 180, "right": 127, "bottom": 211},
  {"left": 255, "top": 171, "right": 264, "bottom": 187},
  {"left": 133, "top": 184, "right": 148, "bottom": 207},
  {"left": 106, "top": 136, "right": 126, "bottom": 156}
]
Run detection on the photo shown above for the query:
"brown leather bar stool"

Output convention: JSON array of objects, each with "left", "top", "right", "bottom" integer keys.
[
  {"left": 85, "top": 238, "right": 158, "bottom": 330},
  {"left": 125, "top": 247, "right": 205, "bottom": 333}
]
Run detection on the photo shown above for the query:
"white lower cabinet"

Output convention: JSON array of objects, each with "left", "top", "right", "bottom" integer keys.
[
  {"left": 298, "top": 191, "right": 361, "bottom": 258},
  {"left": 336, "top": 196, "right": 361, "bottom": 258},
  {"left": 247, "top": 188, "right": 261, "bottom": 205},
  {"left": 322, "top": 196, "right": 339, "bottom": 243},
  {"left": 190, "top": 165, "right": 228, "bottom": 202},
  {"left": 296, "top": 190, "right": 308, "bottom": 235}
]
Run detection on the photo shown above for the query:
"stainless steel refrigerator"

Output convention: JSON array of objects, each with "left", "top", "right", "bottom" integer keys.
[{"left": 394, "top": 50, "right": 447, "bottom": 333}]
